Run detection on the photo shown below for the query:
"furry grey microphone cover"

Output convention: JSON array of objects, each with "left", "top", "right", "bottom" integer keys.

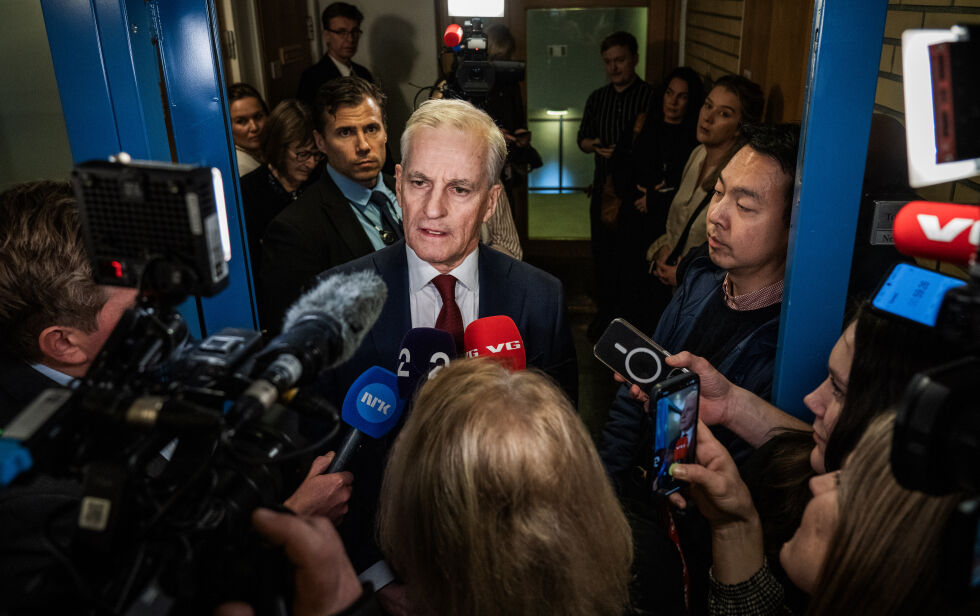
[{"left": 282, "top": 270, "right": 387, "bottom": 365}]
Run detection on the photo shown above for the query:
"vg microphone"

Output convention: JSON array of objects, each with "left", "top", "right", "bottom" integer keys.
[
  {"left": 893, "top": 201, "right": 980, "bottom": 265},
  {"left": 396, "top": 328, "right": 456, "bottom": 400},
  {"left": 444, "top": 24, "right": 464, "bottom": 48},
  {"left": 232, "top": 271, "right": 386, "bottom": 426},
  {"left": 464, "top": 315, "right": 526, "bottom": 371},
  {"left": 324, "top": 366, "right": 405, "bottom": 474}
]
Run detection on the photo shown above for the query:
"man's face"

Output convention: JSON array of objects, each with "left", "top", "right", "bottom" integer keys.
[
  {"left": 705, "top": 145, "right": 790, "bottom": 279},
  {"left": 323, "top": 16, "right": 361, "bottom": 63},
  {"left": 396, "top": 126, "right": 500, "bottom": 274},
  {"left": 315, "top": 96, "right": 386, "bottom": 188},
  {"left": 697, "top": 86, "right": 742, "bottom": 147},
  {"left": 229, "top": 97, "right": 266, "bottom": 152},
  {"left": 602, "top": 45, "right": 638, "bottom": 89}
]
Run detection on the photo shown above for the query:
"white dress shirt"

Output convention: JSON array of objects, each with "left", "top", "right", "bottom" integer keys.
[{"left": 406, "top": 246, "right": 479, "bottom": 329}]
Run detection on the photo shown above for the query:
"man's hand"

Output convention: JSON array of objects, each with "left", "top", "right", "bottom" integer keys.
[
  {"left": 252, "top": 508, "right": 363, "bottom": 616},
  {"left": 376, "top": 582, "right": 416, "bottom": 616},
  {"left": 283, "top": 452, "right": 353, "bottom": 525},
  {"left": 579, "top": 137, "right": 615, "bottom": 158},
  {"left": 664, "top": 352, "right": 734, "bottom": 428},
  {"left": 634, "top": 185, "right": 648, "bottom": 212}
]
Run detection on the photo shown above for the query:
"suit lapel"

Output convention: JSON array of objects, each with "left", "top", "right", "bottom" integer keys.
[
  {"left": 477, "top": 245, "right": 523, "bottom": 319},
  {"left": 317, "top": 173, "right": 375, "bottom": 258},
  {"left": 366, "top": 242, "right": 411, "bottom": 366}
]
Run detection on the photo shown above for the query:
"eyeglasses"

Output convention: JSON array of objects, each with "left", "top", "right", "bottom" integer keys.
[
  {"left": 326, "top": 27, "right": 362, "bottom": 39},
  {"left": 292, "top": 148, "right": 324, "bottom": 163}
]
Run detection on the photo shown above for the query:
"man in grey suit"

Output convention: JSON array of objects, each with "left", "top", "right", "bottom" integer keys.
[{"left": 258, "top": 76, "right": 401, "bottom": 332}]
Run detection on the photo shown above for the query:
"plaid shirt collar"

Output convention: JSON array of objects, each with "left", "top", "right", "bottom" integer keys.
[{"left": 722, "top": 274, "right": 784, "bottom": 311}]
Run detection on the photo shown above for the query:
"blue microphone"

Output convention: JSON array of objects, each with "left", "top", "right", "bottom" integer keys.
[
  {"left": 324, "top": 366, "right": 405, "bottom": 474},
  {"left": 396, "top": 328, "right": 457, "bottom": 401}
]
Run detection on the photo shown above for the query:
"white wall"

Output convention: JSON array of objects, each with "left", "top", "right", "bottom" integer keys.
[
  {"left": 317, "top": 0, "right": 439, "bottom": 160},
  {"left": 0, "top": 2, "right": 73, "bottom": 188}
]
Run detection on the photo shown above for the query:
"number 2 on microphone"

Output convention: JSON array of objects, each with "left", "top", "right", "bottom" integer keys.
[{"left": 397, "top": 348, "right": 411, "bottom": 378}]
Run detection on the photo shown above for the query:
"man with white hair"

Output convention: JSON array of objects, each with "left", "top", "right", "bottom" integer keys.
[{"left": 311, "top": 98, "right": 577, "bottom": 612}]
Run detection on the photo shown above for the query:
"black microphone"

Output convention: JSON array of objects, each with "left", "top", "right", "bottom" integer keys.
[
  {"left": 396, "top": 328, "right": 457, "bottom": 400},
  {"left": 232, "top": 271, "right": 386, "bottom": 426}
]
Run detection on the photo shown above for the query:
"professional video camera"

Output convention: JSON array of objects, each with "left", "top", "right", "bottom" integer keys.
[
  {"left": 439, "top": 17, "right": 525, "bottom": 105},
  {"left": 874, "top": 23, "right": 980, "bottom": 600},
  {"left": 0, "top": 157, "right": 384, "bottom": 613}
]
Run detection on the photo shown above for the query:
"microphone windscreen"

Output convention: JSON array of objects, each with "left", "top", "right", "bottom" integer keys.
[
  {"left": 341, "top": 366, "right": 405, "bottom": 439},
  {"left": 444, "top": 24, "right": 463, "bottom": 48},
  {"left": 893, "top": 201, "right": 980, "bottom": 265},
  {"left": 397, "top": 328, "right": 457, "bottom": 400},
  {"left": 282, "top": 271, "right": 387, "bottom": 367},
  {"left": 463, "top": 315, "right": 526, "bottom": 371}
]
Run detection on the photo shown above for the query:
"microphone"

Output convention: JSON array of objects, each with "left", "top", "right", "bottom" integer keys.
[
  {"left": 232, "top": 271, "right": 386, "bottom": 426},
  {"left": 396, "top": 328, "right": 457, "bottom": 400},
  {"left": 444, "top": 24, "right": 463, "bottom": 48},
  {"left": 893, "top": 201, "right": 980, "bottom": 265},
  {"left": 463, "top": 315, "right": 526, "bottom": 371},
  {"left": 324, "top": 366, "right": 405, "bottom": 474}
]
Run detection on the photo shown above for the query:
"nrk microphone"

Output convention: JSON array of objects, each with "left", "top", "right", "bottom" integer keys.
[
  {"left": 893, "top": 201, "right": 980, "bottom": 265},
  {"left": 444, "top": 24, "right": 464, "bottom": 48},
  {"left": 464, "top": 315, "right": 526, "bottom": 371},
  {"left": 324, "top": 366, "right": 405, "bottom": 474},
  {"left": 396, "top": 328, "right": 456, "bottom": 400},
  {"left": 232, "top": 271, "right": 386, "bottom": 425}
]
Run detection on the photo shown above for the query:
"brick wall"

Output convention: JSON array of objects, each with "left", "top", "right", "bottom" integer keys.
[
  {"left": 878, "top": 0, "right": 980, "bottom": 205},
  {"left": 685, "top": 0, "right": 744, "bottom": 80}
]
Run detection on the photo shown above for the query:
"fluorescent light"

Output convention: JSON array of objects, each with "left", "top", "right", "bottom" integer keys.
[
  {"left": 546, "top": 109, "right": 568, "bottom": 116},
  {"left": 448, "top": 0, "right": 504, "bottom": 18},
  {"left": 211, "top": 167, "right": 232, "bottom": 263},
  {"left": 902, "top": 28, "right": 980, "bottom": 188}
]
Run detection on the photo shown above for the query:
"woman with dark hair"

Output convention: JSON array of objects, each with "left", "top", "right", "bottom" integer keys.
[
  {"left": 646, "top": 73, "right": 764, "bottom": 289},
  {"left": 610, "top": 66, "right": 706, "bottom": 331},
  {"left": 674, "top": 412, "right": 977, "bottom": 615},
  {"left": 378, "top": 359, "right": 632, "bottom": 616},
  {"left": 228, "top": 82, "right": 269, "bottom": 176},
  {"left": 240, "top": 99, "right": 321, "bottom": 280}
]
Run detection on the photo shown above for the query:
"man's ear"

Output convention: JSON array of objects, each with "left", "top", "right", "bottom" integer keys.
[
  {"left": 37, "top": 325, "right": 90, "bottom": 372},
  {"left": 483, "top": 183, "right": 502, "bottom": 224},
  {"left": 394, "top": 163, "right": 403, "bottom": 201}
]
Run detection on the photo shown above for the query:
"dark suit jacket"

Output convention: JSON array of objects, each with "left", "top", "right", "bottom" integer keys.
[
  {"left": 312, "top": 241, "right": 578, "bottom": 572},
  {"left": 257, "top": 172, "right": 395, "bottom": 333},
  {"left": 296, "top": 55, "right": 374, "bottom": 108},
  {"left": 0, "top": 353, "right": 59, "bottom": 427}
]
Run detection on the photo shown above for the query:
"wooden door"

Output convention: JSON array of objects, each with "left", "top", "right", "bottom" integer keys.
[{"left": 254, "top": 0, "right": 313, "bottom": 106}]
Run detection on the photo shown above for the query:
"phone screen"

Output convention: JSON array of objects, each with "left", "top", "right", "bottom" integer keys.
[
  {"left": 651, "top": 373, "right": 699, "bottom": 495},
  {"left": 872, "top": 263, "right": 966, "bottom": 326}
]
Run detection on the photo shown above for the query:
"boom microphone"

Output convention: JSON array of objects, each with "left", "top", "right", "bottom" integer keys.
[
  {"left": 464, "top": 315, "right": 526, "bottom": 371},
  {"left": 396, "top": 328, "right": 456, "bottom": 400},
  {"left": 324, "top": 366, "right": 405, "bottom": 474},
  {"left": 893, "top": 201, "right": 980, "bottom": 265},
  {"left": 232, "top": 271, "right": 386, "bottom": 425}
]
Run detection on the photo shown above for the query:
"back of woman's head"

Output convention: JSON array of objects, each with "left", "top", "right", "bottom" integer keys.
[
  {"left": 261, "top": 99, "right": 314, "bottom": 176},
  {"left": 378, "top": 358, "right": 632, "bottom": 616},
  {"left": 823, "top": 303, "right": 954, "bottom": 471},
  {"left": 808, "top": 412, "right": 968, "bottom": 615}
]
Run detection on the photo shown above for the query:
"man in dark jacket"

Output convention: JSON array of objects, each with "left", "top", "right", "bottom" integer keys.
[
  {"left": 297, "top": 3, "right": 373, "bottom": 108},
  {"left": 600, "top": 123, "right": 800, "bottom": 475}
]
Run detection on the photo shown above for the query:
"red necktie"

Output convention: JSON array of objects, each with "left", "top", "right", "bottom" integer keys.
[{"left": 432, "top": 274, "right": 463, "bottom": 353}]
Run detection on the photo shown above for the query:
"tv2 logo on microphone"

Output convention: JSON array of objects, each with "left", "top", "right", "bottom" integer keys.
[
  {"left": 397, "top": 348, "right": 452, "bottom": 379},
  {"left": 465, "top": 341, "right": 522, "bottom": 357}
]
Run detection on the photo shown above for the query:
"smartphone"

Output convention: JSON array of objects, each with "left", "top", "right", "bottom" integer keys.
[
  {"left": 650, "top": 372, "right": 699, "bottom": 495},
  {"left": 871, "top": 262, "right": 966, "bottom": 326},
  {"left": 593, "top": 318, "right": 675, "bottom": 391}
]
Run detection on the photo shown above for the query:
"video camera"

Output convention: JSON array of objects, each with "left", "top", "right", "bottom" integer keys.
[
  {"left": 440, "top": 18, "right": 525, "bottom": 105},
  {"left": 0, "top": 157, "right": 381, "bottom": 613}
]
